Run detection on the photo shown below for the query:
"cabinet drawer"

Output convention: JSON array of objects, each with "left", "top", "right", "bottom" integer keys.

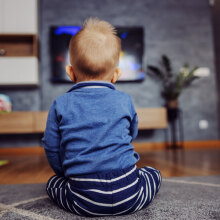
[
  {"left": 0, "top": 57, "right": 38, "bottom": 85},
  {"left": 1, "top": 0, "right": 38, "bottom": 34}
]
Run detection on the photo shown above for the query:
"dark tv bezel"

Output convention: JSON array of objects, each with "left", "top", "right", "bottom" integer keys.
[{"left": 50, "top": 25, "right": 145, "bottom": 83}]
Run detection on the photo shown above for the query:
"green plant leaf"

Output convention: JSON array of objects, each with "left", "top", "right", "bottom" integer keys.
[
  {"left": 189, "top": 66, "right": 199, "bottom": 76},
  {"left": 147, "top": 65, "right": 164, "bottom": 80},
  {"left": 147, "top": 56, "right": 199, "bottom": 101},
  {"left": 162, "top": 55, "right": 172, "bottom": 77},
  {"left": 183, "top": 76, "right": 199, "bottom": 87},
  {"left": 162, "top": 55, "right": 172, "bottom": 71}
]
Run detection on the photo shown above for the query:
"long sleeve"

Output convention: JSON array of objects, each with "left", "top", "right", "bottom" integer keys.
[
  {"left": 131, "top": 112, "right": 138, "bottom": 140},
  {"left": 42, "top": 101, "right": 64, "bottom": 176},
  {"left": 129, "top": 97, "right": 138, "bottom": 140}
]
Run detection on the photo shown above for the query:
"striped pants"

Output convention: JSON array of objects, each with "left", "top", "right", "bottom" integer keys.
[{"left": 46, "top": 166, "right": 162, "bottom": 217}]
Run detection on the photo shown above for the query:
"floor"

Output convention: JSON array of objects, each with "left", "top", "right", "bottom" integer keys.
[{"left": 0, "top": 146, "right": 220, "bottom": 184}]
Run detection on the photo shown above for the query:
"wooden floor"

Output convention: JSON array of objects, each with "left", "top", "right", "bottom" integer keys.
[{"left": 0, "top": 146, "right": 220, "bottom": 184}]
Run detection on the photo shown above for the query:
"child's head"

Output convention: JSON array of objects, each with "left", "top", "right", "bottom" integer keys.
[{"left": 66, "top": 18, "right": 121, "bottom": 83}]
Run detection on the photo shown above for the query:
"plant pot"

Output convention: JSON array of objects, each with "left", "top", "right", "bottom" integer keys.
[
  {"left": 166, "top": 99, "right": 178, "bottom": 109},
  {"left": 166, "top": 99, "right": 179, "bottom": 122}
]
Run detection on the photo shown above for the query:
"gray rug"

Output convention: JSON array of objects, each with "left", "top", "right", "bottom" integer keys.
[{"left": 0, "top": 176, "right": 220, "bottom": 220}]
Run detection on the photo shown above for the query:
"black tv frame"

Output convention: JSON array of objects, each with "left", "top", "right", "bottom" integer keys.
[{"left": 50, "top": 25, "right": 145, "bottom": 83}]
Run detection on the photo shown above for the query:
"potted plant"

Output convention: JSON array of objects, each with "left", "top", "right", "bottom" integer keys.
[
  {"left": 147, "top": 55, "right": 199, "bottom": 109},
  {"left": 148, "top": 55, "right": 199, "bottom": 149}
]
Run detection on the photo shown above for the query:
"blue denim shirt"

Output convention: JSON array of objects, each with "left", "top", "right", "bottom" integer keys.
[{"left": 42, "top": 81, "right": 139, "bottom": 177}]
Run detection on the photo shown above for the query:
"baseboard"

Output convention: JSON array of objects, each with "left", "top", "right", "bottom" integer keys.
[
  {"left": 0, "top": 146, "right": 44, "bottom": 155},
  {"left": 0, "top": 140, "right": 220, "bottom": 155},
  {"left": 133, "top": 140, "right": 220, "bottom": 152}
]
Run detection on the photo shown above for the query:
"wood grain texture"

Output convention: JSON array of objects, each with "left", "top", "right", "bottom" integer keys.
[
  {"left": 0, "top": 144, "right": 220, "bottom": 184},
  {"left": 33, "top": 35, "right": 38, "bottom": 57},
  {"left": 0, "top": 112, "right": 34, "bottom": 134},
  {"left": 0, "top": 108, "right": 167, "bottom": 134},
  {"left": 33, "top": 111, "right": 48, "bottom": 132},
  {"left": 0, "top": 34, "right": 38, "bottom": 57},
  {"left": 0, "top": 112, "right": 48, "bottom": 134},
  {"left": 133, "top": 140, "right": 220, "bottom": 152},
  {"left": 136, "top": 108, "right": 167, "bottom": 129}
]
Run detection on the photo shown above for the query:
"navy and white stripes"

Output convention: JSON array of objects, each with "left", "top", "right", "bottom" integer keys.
[{"left": 46, "top": 166, "right": 162, "bottom": 217}]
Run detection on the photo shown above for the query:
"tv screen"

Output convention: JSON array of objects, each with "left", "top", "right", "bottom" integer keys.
[{"left": 50, "top": 26, "right": 145, "bottom": 82}]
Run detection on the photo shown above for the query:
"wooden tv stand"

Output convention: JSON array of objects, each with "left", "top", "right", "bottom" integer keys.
[{"left": 0, "top": 108, "right": 167, "bottom": 134}]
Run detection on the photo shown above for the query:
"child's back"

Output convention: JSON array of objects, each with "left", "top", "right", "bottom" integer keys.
[{"left": 43, "top": 81, "right": 139, "bottom": 176}]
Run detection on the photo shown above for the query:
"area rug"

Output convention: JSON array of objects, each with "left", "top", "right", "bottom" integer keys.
[{"left": 0, "top": 176, "right": 219, "bottom": 220}]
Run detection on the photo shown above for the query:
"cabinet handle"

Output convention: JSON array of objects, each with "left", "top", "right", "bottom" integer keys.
[{"left": 0, "top": 49, "right": 6, "bottom": 56}]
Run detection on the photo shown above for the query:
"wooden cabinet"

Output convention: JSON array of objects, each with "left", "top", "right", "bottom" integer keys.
[
  {"left": 0, "top": 112, "right": 48, "bottom": 134},
  {"left": 0, "top": 108, "right": 167, "bottom": 134},
  {"left": 137, "top": 108, "right": 167, "bottom": 129},
  {"left": 0, "top": 0, "right": 38, "bottom": 86},
  {"left": 0, "top": 34, "right": 39, "bottom": 86}
]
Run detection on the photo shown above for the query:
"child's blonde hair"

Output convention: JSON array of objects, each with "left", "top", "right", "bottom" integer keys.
[{"left": 69, "top": 18, "right": 121, "bottom": 79}]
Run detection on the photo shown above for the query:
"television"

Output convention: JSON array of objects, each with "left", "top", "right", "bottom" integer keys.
[{"left": 50, "top": 26, "right": 145, "bottom": 82}]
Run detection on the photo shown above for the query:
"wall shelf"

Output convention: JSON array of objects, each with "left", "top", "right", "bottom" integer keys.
[
  {"left": 0, "top": 34, "right": 38, "bottom": 86},
  {"left": 0, "top": 34, "right": 38, "bottom": 57},
  {"left": 0, "top": 0, "right": 38, "bottom": 86}
]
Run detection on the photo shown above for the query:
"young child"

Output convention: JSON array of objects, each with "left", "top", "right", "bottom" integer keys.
[{"left": 42, "top": 18, "right": 162, "bottom": 217}]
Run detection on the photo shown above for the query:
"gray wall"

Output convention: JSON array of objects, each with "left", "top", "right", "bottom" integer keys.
[{"left": 0, "top": 0, "right": 219, "bottom": 147}]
